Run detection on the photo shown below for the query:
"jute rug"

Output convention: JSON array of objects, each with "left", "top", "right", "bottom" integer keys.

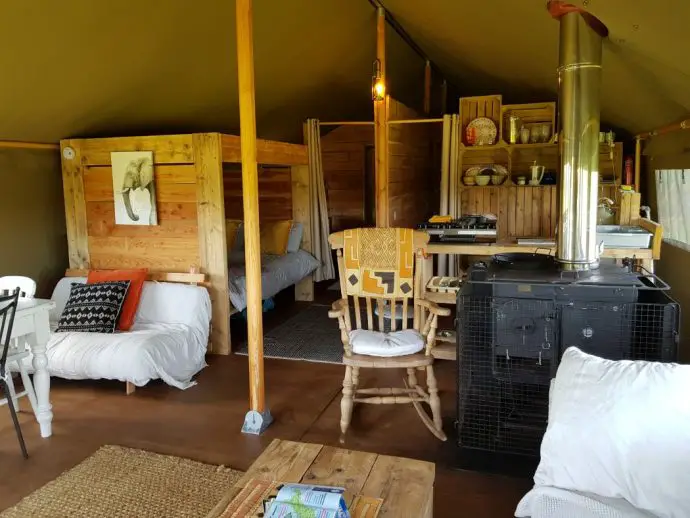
[{"left": 1, "top": 445, "right": 243, "bottom": 518}]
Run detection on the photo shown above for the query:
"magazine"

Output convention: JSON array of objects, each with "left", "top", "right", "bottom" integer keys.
[{"left": 265, "top": 483, "right": 350, "bottom": 518}]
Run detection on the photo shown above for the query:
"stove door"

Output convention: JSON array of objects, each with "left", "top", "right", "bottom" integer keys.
[
  {"left": 492, "top": 298, "right": 558, "bottom": 384},
  {"left": 561, "top": 302, "right": 634, "bottom": 360}
]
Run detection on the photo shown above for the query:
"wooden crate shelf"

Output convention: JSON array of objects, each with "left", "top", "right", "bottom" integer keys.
[
  {"left": 460, "top": 95, "right": 502, "bottom": 146},
  {"left": 424, "top": 290, "right": 457, "bottom": 305},
  {"left": 454, "top": 95, "right": 625, "bottom": 241},
  {"left": 502, "top": 102, "right": 556, "bottom": 144}
]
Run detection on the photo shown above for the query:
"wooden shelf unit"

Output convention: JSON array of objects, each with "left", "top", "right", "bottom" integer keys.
[{"left": 454, "top": 94, "right": 624, "bottom": 240}]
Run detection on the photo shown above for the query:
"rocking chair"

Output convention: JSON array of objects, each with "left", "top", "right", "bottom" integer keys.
[{"left": 328, "top": 228, "right": 450, "bottom": 441}]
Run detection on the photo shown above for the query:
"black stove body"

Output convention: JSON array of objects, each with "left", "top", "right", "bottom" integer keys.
[{"left": 455, "top": 254, "right": 679, "bottom": 457}]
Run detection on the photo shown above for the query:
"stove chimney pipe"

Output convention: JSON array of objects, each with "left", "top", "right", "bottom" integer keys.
[{"left": 554, "top": 6, "right": 607, "bottom": 271}]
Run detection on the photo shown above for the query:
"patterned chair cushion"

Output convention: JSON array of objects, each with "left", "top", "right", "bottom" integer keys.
[
  {"left": 349, "top": 329, "right": 424, "bottom": 357},
  {"left": 343, "top": 228, "right": 415, "bottom": 299},
  {"left": 56, "top": 281, "right": 130, "bottom": 333}
]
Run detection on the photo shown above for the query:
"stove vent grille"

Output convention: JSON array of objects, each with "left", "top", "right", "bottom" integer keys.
[{"left": 456, "top": 294, "right": 679, "bottom": 456}]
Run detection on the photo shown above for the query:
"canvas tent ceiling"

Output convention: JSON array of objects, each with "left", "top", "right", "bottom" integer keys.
[{"left": 1, "top": 0, "right": 688, "bottom": 143}]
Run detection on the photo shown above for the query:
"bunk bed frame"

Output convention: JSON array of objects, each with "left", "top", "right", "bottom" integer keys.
[{"left": 60, "top": 132, "right": 313, "bottom": 355}]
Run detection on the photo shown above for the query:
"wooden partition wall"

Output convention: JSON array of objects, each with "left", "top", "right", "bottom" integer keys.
[
  {"left": 385, "top": 97, "right": 440, "bottom": 227},
  {"left": 61, "top": 133, "right": 309, "bottom": 355},
  {"left": 321, "top": 124, "right": 375, "bottom": 230},
  {"left": 224, "top": 165, "right": 293, "bottom": 221}
]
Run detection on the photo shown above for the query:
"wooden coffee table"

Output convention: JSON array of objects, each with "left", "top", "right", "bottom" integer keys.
[{"left": 206, "top": 439, "right": 435, "bottom": 517}]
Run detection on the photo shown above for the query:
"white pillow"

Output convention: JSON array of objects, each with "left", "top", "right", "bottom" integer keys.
[
  {"left": 287, "top": 222, "right": 303, "bottom": 253},
  {"left": 529, "top": 347, "right": 690, "bottom": 518}
]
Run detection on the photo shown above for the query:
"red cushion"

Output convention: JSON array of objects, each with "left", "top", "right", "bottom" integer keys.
[{"left": 87, "top": 269, "right": 148, "bottom": 331}]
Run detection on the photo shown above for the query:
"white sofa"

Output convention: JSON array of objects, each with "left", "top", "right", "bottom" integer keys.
[
  {"left": 37, "top": 277, "right": 212, "bottom": 390},
  {"left": 516, "top": 347, "right": 690, "bottom": 518}
]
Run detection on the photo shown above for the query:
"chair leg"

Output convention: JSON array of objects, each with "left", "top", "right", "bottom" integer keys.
[
  {"left": 18, "top": 362, "right": 38, "bottom": 416},
  {"left": 1, "top": 378, "right": 28, "bottom": 459},
  {"left": 407, "top": 367, "right": 418, "bottom": 388},
  {"left": 351, "top": 366, "right": 360, "bottom": 392},
  {"left": 426, "top": 365, "right": 443, "bottom": 431},
  {"left": 340, "top": 366, "right": 354, "bottom": 437},
  {"left": 5, "top": 369, "right": 19, "bottom": 411}
]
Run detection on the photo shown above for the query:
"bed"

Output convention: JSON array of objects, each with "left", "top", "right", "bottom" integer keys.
[
  {"left": 227, "top": 249, "right": 319, "bottom": 311},
  {"left": 28, "top": 276, "right": 212, "bottom": 391}
]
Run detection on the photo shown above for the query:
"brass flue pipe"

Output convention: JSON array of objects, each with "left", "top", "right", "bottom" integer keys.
[{"left": 556, "top": 9, "right": 606, "bottom": 271}]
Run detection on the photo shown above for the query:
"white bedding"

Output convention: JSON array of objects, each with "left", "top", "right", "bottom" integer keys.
[
  {"left": 228, "top": 249, "right": 319, "bottom": 311},
  {"left": 516, "top": 486, "right": 655, "bottom": 518},
  {"left": 31, "top": 277, "right": 212, "bottom": 390}
]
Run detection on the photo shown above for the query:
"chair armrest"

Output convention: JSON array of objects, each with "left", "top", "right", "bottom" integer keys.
[
  {"left": 328, "top": 298, "right": 348, "bottom": 318},
  {"left": 416, "top": 299, "right": 451, "bottom": 317}
]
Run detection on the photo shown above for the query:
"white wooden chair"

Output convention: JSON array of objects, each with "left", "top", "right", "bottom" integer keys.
[
  {"left": 328, "top": 228, "right": 450, "bottom": 441},
  {"left": 0, "top": 276, "right": 38, "bottom": 415}
]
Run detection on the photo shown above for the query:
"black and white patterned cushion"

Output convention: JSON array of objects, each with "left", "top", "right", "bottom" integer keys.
[{"left": 56, "top": 281, "right": 130, "bottom": 333}]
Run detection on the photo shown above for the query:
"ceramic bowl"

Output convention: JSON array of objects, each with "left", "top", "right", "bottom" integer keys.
[
  {"left": 491, "top": 174, "right": 505, "bottom": 185},
  {"left": 463, "top": 176, "right": 477, "bottom": 186},
  {"left": 475, "top": 175, "right": 491, "bottom": 186}
]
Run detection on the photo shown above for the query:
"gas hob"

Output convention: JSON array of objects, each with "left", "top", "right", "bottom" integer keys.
[{"left": 417, "top": 215, "right": 497, "bottom": 243}]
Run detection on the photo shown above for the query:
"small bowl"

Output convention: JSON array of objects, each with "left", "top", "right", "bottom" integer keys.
[
  {"left": 475, "top": 175, "right": 491, "bottom": 186},
  {"left": 463, "top": 176, "right": 477, "bottom": 186},
  {"left": 491, "top": 174, "right": 506, "bottom": 185}
]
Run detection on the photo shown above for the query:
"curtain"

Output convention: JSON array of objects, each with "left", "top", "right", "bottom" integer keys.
[
  {"left": 305, "top": 119, "right": 336, "bottom": 281},
  {"left": 655, "top": 169, "right": 690, "bottom": 251}
]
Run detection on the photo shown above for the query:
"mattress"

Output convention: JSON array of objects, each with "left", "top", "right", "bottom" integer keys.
[
  {"left": 40, "top": 320, "right": 208, "bottom": 390},
  {"left": 228, "top": 249, "right": 320, "bottom": 311}
]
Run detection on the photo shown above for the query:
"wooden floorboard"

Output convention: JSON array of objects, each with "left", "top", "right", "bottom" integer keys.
[{"left": 0, "top": 286, "right": 530, "bottom": 517}]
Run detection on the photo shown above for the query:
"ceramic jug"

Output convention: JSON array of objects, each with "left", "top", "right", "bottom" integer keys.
[{"left": 529, "top": 161, "right": 545, "bottom": 186}]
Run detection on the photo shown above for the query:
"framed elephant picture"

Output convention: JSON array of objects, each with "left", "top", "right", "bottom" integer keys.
[{"left": 110, "top": 151, "right": 158, "bottom": 226}]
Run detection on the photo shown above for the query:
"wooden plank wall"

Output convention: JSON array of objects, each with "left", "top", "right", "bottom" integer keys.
[
  {"left": 387, "top": 98, "right": 439, "bottom": 227},
  {"left": 461, "top": 186, "right": 558, "bottom": 239},
  {"left": 81, "top": 154, "right": 200, "bottom": 272},
  {"left": 321, "top": 125, "right": 374, "bottom": 231},
  {"left": 61, "top": 134, "right": 230, "bottom": 355},
  {"left": 223, "top": 164, "right": 292, "bottom": 221}
]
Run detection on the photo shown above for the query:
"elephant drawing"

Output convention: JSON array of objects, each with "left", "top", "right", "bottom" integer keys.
[{"left": 120, "top": 157, "right": 156, "bottom": 225}]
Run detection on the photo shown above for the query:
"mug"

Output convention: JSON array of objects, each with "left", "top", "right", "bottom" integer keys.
[{"left": 517, "top": 176, "right": 526, "bottom": 186}]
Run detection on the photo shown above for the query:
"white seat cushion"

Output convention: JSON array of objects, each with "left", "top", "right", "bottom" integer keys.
[{"left": 349, "top": 329, "right": 424, "bottom": 357}]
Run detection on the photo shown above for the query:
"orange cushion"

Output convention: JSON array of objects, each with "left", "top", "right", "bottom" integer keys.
[{"left": 87, "top": 269, "right": 148, "bottom": 331}]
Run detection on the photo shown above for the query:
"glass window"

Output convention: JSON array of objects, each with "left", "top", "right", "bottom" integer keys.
[{"left": 655, "top": 169, "right": 690, "bottom": 250}]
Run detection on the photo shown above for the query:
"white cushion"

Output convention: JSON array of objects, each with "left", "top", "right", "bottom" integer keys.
[
  {"left": 287, "top": 222, "right": 303, "bottom": 253},
  {"left": 349, "top": 329, "right": 424, "bottom": 357},
  {"left": 135, "top": 281, "right": 211, "bottom": 334},
  {"left": 519, "top": 347, "right": 690, "bottom": 518}
]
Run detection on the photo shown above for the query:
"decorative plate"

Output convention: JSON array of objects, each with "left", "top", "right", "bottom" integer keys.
[
  {"left": 464, "top": 166, "right": 482, "bottom": 177},
  {"left": 466, "top": 117, "right": 497, "bottom": 146},
  {"left": 493, "top": 164, "right": 509, "bottom": 176}
]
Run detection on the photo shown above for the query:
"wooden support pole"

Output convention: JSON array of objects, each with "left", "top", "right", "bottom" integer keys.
[
  {"left": 374, "top": 7, "right": 389, "bottom": 227},
  {"left": 423, "top": 60, "right": 431, "bottom": 115},
  {"left": 437, "top": 115, "right": 452, "bottom": 276},
  {"left": 634, "top": 136, "right": 642, "bottom": 193},
  {"left": 236, "top": 0, "right": 270, "bottom": 433}
]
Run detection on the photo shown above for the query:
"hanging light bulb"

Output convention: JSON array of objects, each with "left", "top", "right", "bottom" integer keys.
[{"left": 372, "top": 59, "right": 385, "bottom": 101}]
